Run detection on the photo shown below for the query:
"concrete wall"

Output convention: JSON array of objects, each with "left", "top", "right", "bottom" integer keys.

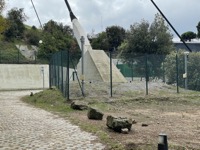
[{"left": 0, "top": 64, "right": 49, "bottom": 90}]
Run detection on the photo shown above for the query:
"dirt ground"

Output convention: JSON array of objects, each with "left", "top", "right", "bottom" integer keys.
[{"left": 69, "top": 80, "right": 200, "bottom": 149}]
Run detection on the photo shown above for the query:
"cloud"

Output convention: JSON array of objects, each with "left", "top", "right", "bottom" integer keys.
[{"left": 4, "top": 0, "right": 200, "bottom": 38}]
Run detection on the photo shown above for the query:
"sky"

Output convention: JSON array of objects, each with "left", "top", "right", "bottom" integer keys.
[{"left": 3, "top": 0, "right": 200, "bottom": 40}]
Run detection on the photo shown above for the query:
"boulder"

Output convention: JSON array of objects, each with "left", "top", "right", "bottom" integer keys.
[
  {"left": 71, "top": 101, "right": 88, "bottom": 110},
  {"left": 106, "top": 115, "right": 132, "bottom": 132},
  {"left": 87, "top": 107, "right": 104, "bottom": 120}
]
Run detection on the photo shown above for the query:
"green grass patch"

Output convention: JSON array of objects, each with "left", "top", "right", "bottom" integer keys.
[{"left": 22, "top": 88, "right": 72, "bottom": 114}]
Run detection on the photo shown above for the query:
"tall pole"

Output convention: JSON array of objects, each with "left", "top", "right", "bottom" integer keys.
[
  {"left": 145, "top": 53, "right": 149, "bottom": 95},
  {"left": 110, "top": 49, "right": 113, "bottom": 97},
  {"left": 80, "top": 36, "right": 85, "bottom": 96},
  {"left": 176, "top": 52, "right": 179, "bottom": 93}
]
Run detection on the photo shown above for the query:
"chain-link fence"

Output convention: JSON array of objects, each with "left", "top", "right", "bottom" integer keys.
[
  {"left": 49, "top": 49, "right": 200, "bottom": 99},
  {"left": 0, "top": 49, "right": 49, "bottom": 64},
  {"left": 49, "top": 50, "right": 82, "bottom": 99}
]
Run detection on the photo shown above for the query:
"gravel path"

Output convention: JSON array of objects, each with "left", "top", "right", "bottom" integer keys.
[{"left": 0, "top": 91, "right": 105, "bottom": 150}]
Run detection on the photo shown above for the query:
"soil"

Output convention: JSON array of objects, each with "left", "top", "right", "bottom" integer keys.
[{"left": 69, "top": 80, "right": 200, "bottom": 150}]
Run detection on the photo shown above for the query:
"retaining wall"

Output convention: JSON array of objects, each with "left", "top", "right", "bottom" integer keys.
[{"left": 0, "top": 64, "right": 49, "bottom": 90}]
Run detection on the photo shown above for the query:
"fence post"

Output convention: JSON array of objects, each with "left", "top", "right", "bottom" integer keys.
[
  {"left": 80, "top": 36, "right": 85, "bottom": 96},
  {"left": 158, "top": 133, "right": 168, "bottom": 150},
  {"left": 176, "top": 52, "right": 179, "bottom": 93},
  {"left": 67, "top": 50, "right": 70, "bottom": 100},
  {"left": 109, "top": 48, "right": 113, "bottom": 97},
  {"left": 145, "top": 53, "right": 149, "bottom": 95}
]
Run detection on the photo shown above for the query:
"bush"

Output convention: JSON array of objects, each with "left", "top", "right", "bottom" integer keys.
[{"left": 164, "top": 50, "right": 200, "bottom": 91}]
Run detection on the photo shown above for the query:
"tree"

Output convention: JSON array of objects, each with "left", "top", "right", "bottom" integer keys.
[
  {"left": 90, "top": 32, "right": 109, "bottom": 51},
  {"left": 4, "top": 8, "right": 27, "bottom": 40},
  {"left": 38, "top": 20, "right": 80, "bottom": 61},
  {"left": 165, "top": 51, "right": 200, "bottom": 91},
  {"left": 24, "top": 26, "right": 41, "bottom": 46},
  {"left": 0, "top": 0, "right": 7, "bottom": 34},
  {"left": 106, "top": 25, "right": 126, "bottom": 51},
  {"left": 181, "top": 31, "right": 196, "bottom": 41},
  {"left": 197, "top": 22, "right": 200, "bottom": 38},
  {"left": 0, "top": 15, "right": 8, "bottom": 34},
  {"left": 119, "top": 13, "right": 174, "bottom": 79},
  {"left": 0, "top": 0, "right": 5, "bottom": 14}
]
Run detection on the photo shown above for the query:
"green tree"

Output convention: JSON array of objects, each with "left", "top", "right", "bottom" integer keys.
[
  {"left": 38, "top": 20, "right": 80, "bottom": 61},
  {"left": 4, "top": 8, "right": 27, "bottom": 40},
  {"left": 106, "top": 25, "right": 126, "bottom": 51},
  {"left": 197, "top": 22, "right": 200, "bottom": 38},
  {"left": 24, "top": 26, "right": 41, "bottom": 46},
  {"left": 0, "top": 0, "right": 5, "bottom": 14},
  {"left": 0, "top": 0, "right": 7, "bottom": 34},
  {"left": 165, "top": 51, "right": 200, "bottom": 91},
  {"left": 90, "top": 32, "right": 109, "bottom": 51},
  {"left": 0, "top": 15, "right": 8, "bottom": 34},
  {"left": 119, "top": 13, "right": 174, "bottom": 79},
  {"left": 181, "top": 31, "right": 196, "bottom": 41}
]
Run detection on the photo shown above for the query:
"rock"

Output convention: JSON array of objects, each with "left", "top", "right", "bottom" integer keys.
[
  {"left": 70, "top": 101, "right": 88, "bottom": 110},
  {"left": 106, "top": 115, "right": 132, "bottom": 132},
  {"left": 121, "top": 128, "right": 129, "bottom": 134},
  {"left": 30, "top": 92, "right": 33, "bottom": 96},
  {"left": 141, "top": 123, "right": 149, "bottom": 127},
  {"left": 87, "top": 107, "right": 104, "bottom": 120}
]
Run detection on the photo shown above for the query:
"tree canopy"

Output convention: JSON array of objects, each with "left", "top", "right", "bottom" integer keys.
[
  {"left": 118, "top": 13, "right": 174, "bottom": 79},
  {"left": 120, "top": 13, "right": 173, "bottom": 58},
  {"left": 106, "top": 25, "right": 126, "bottom": 51},
  {"left": 181, "top": 31, "right": 196, "bottom": 41},
  {"left": 197, "top": 22, "right": 200, "bottom": 38},
  {"left": 38, "top": 20, "right": 80, "bottom": 60},
  {"left": 4, "top": 8, "right": 27, "bottom": 40},
  {"left": 0, "top": 0, "right": 5, "bottom": 14}
]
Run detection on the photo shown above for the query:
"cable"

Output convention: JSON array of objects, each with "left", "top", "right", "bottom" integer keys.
[
  {"left": 150, "top": 0, "right": 192, "bottom": 52},
  {"left": 30, "top": 0, "right": 43, "bottom": 29}
]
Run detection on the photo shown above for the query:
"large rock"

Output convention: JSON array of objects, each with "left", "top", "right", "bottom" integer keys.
[
  {"left": 87, "top": 107, "right": 104, "bottom": 120},
  {"left": 70, "top": 101, "right": 88, "bottom": 110},
  {"left": 106, "top": 115, "right": 132, "bottom": 132}
]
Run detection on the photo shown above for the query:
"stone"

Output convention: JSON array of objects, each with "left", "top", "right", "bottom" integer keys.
[
  {"left": 87, "top": 107, "right": 104, "bottom": 120},
  {"left": 106, "top": 115, "right": 132, "bottom": 132},
  {"left": 70, "top": 101, "right": 88, "bottom": 110},
  {"left": 30, "top": 92, "right": 33, "bottom": 96},
  {"left": 141, "top": 123, "right": 149, "bottom": 127},
  {"left": 121, "top": 128, "right": 129, "bottom": 134}
]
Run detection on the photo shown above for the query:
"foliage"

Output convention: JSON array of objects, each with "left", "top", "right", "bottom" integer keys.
[
  {"left": 0, "top": 0, "right": 5, "bottom": 14},
  {"left": 164, "top": 51, "right": 200, "bottom": 91},
  {"left": 119, "top": 13, "right": 174, "bottom": 79},
  {"left": 197, "top": 21, "right": 200, "bottom": 38},
  {"left": 38, "top": 20, "right": 80, "bottom": 61},
  {"left": 4, "top": 8, "right": 27, "bottom": 41},
  {"left": 24, "top": 26, "right": 41, "bottom": 46},
  {"left": 0, "top": 15, "right": 8, "bottom": 34},
  {"left": 106, "top": 25, "right": 126, "bottom": 51},
  {"left": 181, "top": 31, "right": 196, "bottom": 41},
  {"left": 90, "top": 32, "right": 109, "bottom": 51}
]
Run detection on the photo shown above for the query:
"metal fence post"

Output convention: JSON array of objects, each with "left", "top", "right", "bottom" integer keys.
[
  {"left": 80, "top": 36, "right": 85, "bottom": 96},
  {"left": 176, "top": 52, "right": 179, "bottom": 93},
  {"left": 145, "top": 53, "right": 149, "bottom": 95},
  {"left": 67, "top": 50, "right": 70, "bottom": 100},
  {"left": 110, "top": 48, "right": 113, "bottom": 97}
]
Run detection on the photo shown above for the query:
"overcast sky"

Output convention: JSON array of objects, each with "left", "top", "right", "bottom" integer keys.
[{"left": 4, "top": 0, "right": 200, "bottom": 39}]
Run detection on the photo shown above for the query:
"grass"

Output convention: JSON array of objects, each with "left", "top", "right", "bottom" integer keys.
[
  {"left": 0, "top": 41, "right": 26, "bottom": 63},
  {"left": 22, "top": 83, "right": 200, "bottom": 150}
]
